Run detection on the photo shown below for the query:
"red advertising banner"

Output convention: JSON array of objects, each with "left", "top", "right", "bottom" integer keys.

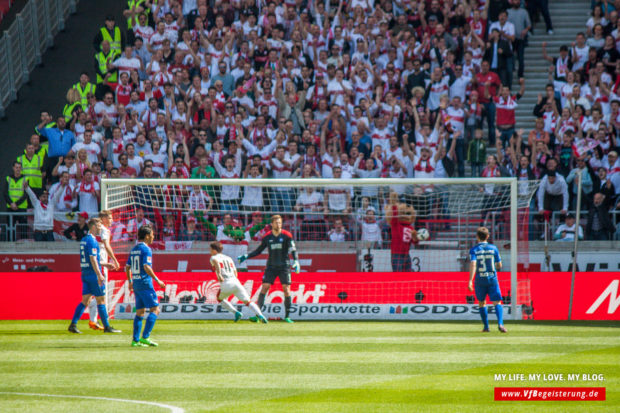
[
  {"left": 0, "top": 271, "right": 509, "bottom": 320},
  {"left": 527, "top": 272, "right": 620, "bottom": 320},
  {"left": 0, "top": 252, "right": 356, "bottom": 273},
  {"left": 0, "top": 271, "right": 618, "bottom": 320}
]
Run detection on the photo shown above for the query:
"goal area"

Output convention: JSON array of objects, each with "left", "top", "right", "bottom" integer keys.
[{"left": 102, "top": 177, "right": 539, "bottom": 320}]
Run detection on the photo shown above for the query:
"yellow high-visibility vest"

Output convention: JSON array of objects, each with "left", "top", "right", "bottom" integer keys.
[
  {"left": 18, "top": 153, "right": 43, "bottom": 189},
  {"left": 6, "top": 176, "right": 28, "bottom": 209},
  {"left": 127, "top": 0, "right": 149, "bottom": 29},
  {"left": 100, "top": 26, "right": 122, "bottom": 55},
  {"left": 96, "top": 50, "right": 119, "bottom": 84},
  {"left": 73, "top": 82, "right": 96, "bottom": 109}
]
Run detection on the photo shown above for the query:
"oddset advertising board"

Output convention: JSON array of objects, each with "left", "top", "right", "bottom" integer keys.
[{"left": 0, "top": 271, "right": 618, "bottom": 320}]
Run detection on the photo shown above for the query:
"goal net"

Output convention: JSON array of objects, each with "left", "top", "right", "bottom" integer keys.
[{"left": 102, "top": 177, "right": 539, "bottom": 319}]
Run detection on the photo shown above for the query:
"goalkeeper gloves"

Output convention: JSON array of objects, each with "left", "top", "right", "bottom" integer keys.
[
  {"left": 237, "top": 254, "right": 248, "bottom": 264},
  {"left": 292, "top": 260, "right": 300, "bottom": 274}
]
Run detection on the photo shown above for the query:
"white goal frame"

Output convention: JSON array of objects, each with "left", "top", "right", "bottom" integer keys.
[{"left": 102, "top": 177, "right": 522, "bottom": 319}]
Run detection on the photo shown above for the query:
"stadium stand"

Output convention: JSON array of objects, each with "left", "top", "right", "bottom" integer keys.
[{"left": 1, "top": 0, "right": 619, "bottom": 244}]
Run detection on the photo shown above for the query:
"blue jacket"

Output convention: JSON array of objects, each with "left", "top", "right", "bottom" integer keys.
[{"left": 36, "top": 127, "right": 75, "bottom": 157}]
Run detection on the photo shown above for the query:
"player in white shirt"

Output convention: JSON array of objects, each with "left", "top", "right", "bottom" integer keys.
[
  {"left": 87, "top": 209, "right": 121, "bottom": 330},
  {"left": 209, "top": 242, "right": 267, "bottom": 323}
]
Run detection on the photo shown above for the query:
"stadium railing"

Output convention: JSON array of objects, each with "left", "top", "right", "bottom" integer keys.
[{"left": 0, "top": 0, "right": 78, "bottom": 118}]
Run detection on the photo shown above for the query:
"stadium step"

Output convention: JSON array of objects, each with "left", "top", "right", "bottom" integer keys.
[{"left": 516, "top": 0, "right": 590, "bottom": 140}]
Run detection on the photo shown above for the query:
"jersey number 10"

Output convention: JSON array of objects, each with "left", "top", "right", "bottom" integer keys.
[{"left": 130, "top": 255, "right": 141, "bottom": 277}]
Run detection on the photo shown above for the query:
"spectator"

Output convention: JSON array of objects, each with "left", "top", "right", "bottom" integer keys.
[
  {"left": 566, "top": 157, "right": 594, "bottom": 209},
  {"left": 127, "top": 207, "right": 153, "bottom": 241},
  {"left": 74, "top": 168, "right": 100, "bottom": 217},
  {"left": 474, "top": 60, "right": 502, "bottom": 146},
  {"left": 495, "top": 80, "right": 526, "bottom": 149},
  {"left": 68, "top": 130, "right": 100, "bottom": 165},
  {"left": 553, "top": 213, "right": 584, "bottom": 241},
  {"left": 528, "top": 0, "right": 554, "bottom": 34},
  {"left": 213, "top": 152, "right": 242, "bottom": 211},
  {"left": 586, "top": 192, "right": 615, "bottom": 240},
  {"left": 64, "top": 212, "right": 90, "bottom": 241},
  {"left": 359, "top": 206, "right": 382, "bottom": 246},
  {"left": 4, "top": 162, "right": 28, "bottom": 238},
  {"left": 537, "top": 170, "right": 569, "bottom": 216},
  {"left": 507, "top": 0, "right": 532, "bottom": 80},
  {"left": 186, "top": 184, "right": 213, "bottom": 212},
  {"left": 17, "top": 143, "right": 45, "bottom": 197},
  {"left": 593, "top": 167, "right": 617, "bottom": 208},
  {"left": 179, "top": 215, "right": 205, "bottom": 241},
  {"left": 49, "top": 171, "right": 77, "bottom": 212},
  {"left": 327, "top": 218, "right": 349, "bottom": 242},
  {"left": 468, "top": 129, "right": 487, "bottom": 177},
  {"left": 25, "top": 181, "right": 64, "bottom": 241},
  {"left": 294, "top": 186, "right": 326, "bottom": 241},
  {"left": 323, "top": 166, "right": 351, "bottom": 215},
  {"left": 36, "top": 116, "right": 75, "bottom": 185},
  {"left": 93, "top": 15, "right": 125, "bottom": 54},
  {"left": 118, "top": 153, "right": 137, "bottom": 178}
]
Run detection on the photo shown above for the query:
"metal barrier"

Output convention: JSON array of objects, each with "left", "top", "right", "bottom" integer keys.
[{"left": 0, "top": 0, "right": 79, "bottom": 117}]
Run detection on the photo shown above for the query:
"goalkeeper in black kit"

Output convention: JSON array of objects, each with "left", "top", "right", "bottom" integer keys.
[{"left": 238, "top": 215, "right": 300, "bottom": 323}]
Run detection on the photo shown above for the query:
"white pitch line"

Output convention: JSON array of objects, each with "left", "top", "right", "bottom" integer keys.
[{"left": 0, "top": 392, "right": 185, "bottom": 413}]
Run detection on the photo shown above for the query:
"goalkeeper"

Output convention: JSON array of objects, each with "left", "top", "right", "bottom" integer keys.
[{"left": 238, "top": 215, "right": 300, "bottom": 323}]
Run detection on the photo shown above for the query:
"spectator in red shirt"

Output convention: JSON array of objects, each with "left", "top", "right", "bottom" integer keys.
[
  {"left": 494, "top": 79, "right": 525, "bottom": 148},
  {"left": 474, "top": 60, "right": 502, "bottom": 146},
  {"left": 118, "top": 153, "right": 137, "bottom": 178}
]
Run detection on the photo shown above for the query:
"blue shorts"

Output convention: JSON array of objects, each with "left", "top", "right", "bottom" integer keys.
[
  {"left": 134, "top": 289, "right": 159, "bottom": 310},
  {"left": 391, "top": 253, "right": 412, "bottom": 272},
  {"left": 82, "top": 276, "right": 105, "bottom": 297},
  {"left": 474, "top": 276, "right": 502, "bottom": 302}
]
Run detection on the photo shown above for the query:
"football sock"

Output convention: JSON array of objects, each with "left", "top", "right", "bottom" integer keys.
[
  {"left": 97, "top": 304, "right": 110, "bottom": 329},
  {"left": 142, "top": 312, "right": 157, "bottom": 339},
  {"left": 220, "top": 300, "right": 237, "bottom": 314},
  {"left": 284, "top": 296, "right": 291, "bottom": 318},
  {"left": 248, "top": 302, "right": 263, "bottom": 317},
  {"left": 133, "top": 316, "right": 144, "bottom": 342},
  {"left": 71, "top": 303, "right": 86, "bottom": 325},
  {"left": 479, "top": 306, "right": 489, "bottom": 330},
  {"left": 495, "top": 304, "right": 504, "bottom": 326},
  {"left": 257, "top": 293, "right": 266, "bottom": 308},
  {"left": 88, "top": 298, "right": 98, "bottom": 323}
]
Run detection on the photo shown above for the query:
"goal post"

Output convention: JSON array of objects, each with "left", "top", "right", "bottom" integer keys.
[{"left": 101, "top": 177, "right": 539, "bottom": 320}]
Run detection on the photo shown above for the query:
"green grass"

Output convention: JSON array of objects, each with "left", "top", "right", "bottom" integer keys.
[{"left": 0, "top": 320, "right": 619, "bottom": 412}]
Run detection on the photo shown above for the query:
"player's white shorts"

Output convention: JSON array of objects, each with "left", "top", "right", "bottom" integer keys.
[{"left": 218, "top": 279, "right": 250, "bottom": 302}]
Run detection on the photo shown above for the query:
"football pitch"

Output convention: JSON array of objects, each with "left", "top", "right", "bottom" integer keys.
[{"left": 0, "top": 320, "right": 618, "bottom": 412}]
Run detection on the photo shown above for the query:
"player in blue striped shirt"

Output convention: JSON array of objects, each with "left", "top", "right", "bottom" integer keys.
[
  {"left": 68, "top": 218, "right": 121, "bottom": 334},
  {"left": 468, "top": 227, "right": 507, "bottom": 333}
]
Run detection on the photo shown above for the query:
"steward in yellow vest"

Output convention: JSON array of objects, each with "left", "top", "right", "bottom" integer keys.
[
  {"left": 93, "top": 15, "right": 124, "bottom": 55},
  {"left": 95, "top": 41, "right": 120, "bottom": 84},
  {"left": 17, "top": 144, "right": 44, "bottom": 193},
  {"left": 5, "top": 162, "right": 28, "bottom": 210},
  {"left": 73, "top": 72, "right": 96, "bottom": 110}
]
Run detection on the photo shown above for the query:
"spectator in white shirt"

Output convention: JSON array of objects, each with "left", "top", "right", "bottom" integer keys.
[
  {"left": 49, "top": 171, "right": 76, "bottom": 212},
  {"left": 327, "top": 218, "right": 348, "bottom": 242},
  {"left": 25, "top": 181, "right": 64, "bottom": 241},
  {"left": 537, "top": 171, "right": 569, "bottom": 215},
  {"left": 553, "top": 214, "right": 584, "bottom": 241}
]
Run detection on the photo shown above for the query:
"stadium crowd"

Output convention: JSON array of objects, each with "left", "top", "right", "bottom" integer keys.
[{"left": 2, "top": 0, "right": 620, "bottom": 243}]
